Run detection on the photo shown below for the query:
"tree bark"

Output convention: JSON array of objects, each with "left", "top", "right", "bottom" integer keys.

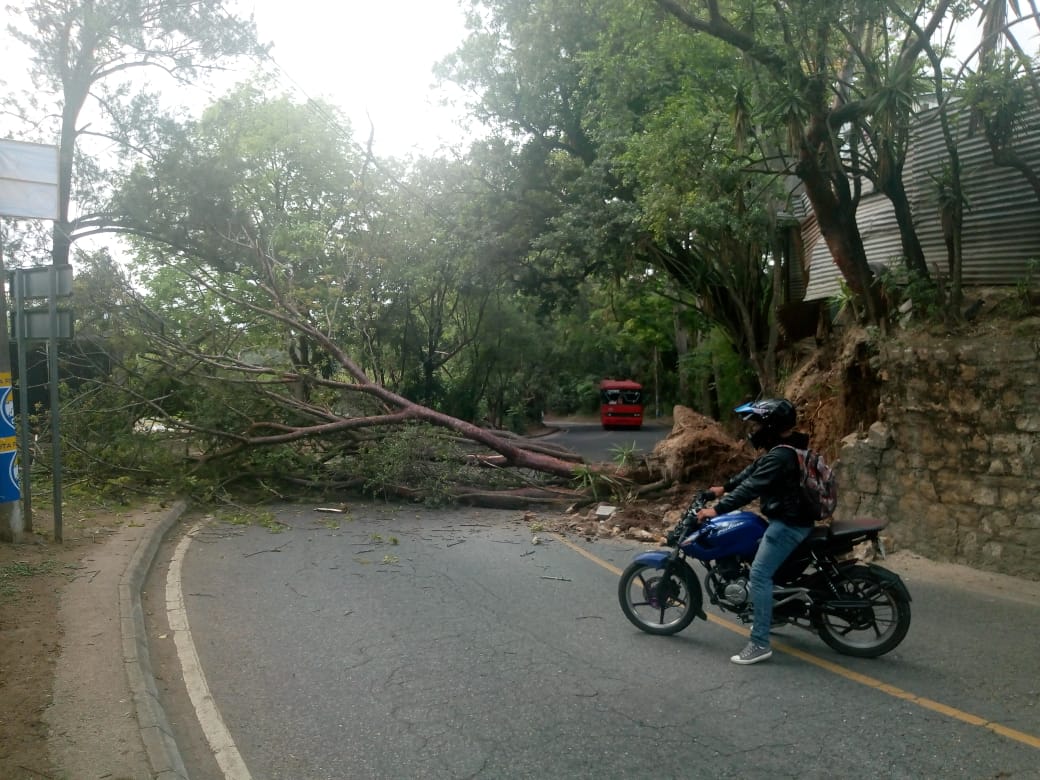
[
  {"left": 881, "top": 169, "right": 930, "bottom": 280},
  {"left": 797, "top": 116, "right": 884, "bottom": 323}
]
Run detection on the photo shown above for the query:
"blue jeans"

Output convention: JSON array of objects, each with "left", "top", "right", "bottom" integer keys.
[{"left": 749, "top": 521, "right": 813, "bottom": 647}]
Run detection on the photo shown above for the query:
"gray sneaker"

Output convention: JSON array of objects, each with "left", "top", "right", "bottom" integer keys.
[{"left": 731, "top": 641, "right": 772, "bottom": 665}]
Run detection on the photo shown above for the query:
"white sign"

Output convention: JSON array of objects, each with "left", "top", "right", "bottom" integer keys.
[{"left": 0, "top": 139, "right": 59, "bottom": 220}]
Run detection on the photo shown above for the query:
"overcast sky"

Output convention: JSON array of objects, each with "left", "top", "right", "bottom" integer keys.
[
  {"left": 0, "top": 1, "right": 474, "bottom": 158},
  {"left": 238, "top": 0, "right": 473, "bottom": 157}
]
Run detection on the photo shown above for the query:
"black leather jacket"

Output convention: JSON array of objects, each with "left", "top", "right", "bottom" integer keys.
[{"left": 713, "top": 431, "right": 813, "bottom": 527}]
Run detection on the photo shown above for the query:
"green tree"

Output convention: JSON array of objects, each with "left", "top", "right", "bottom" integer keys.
[
  {"left": 651, "top": 0, "right": 967, "bottom": 322},
  {"left": 441, "top": 0, "right": 785, "bottom": 394},
  {"left": 106, "top": 86, "right": 589, "bottom": 489},
  {"left": 115, "top": 84, "right": 371, "bottom": 395},
  {"left": 964, "top": 53, "right": 1040, "bottom": 204},
  {"left": 5, "top": 0, "right": 266, "bottom": 266}
]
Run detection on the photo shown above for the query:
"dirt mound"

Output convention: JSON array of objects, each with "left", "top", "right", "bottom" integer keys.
[
  {"left": 783, "top": 326, "right": 877, "bottom": 458},
  {"left": 646, "top": 405, "right": 755, "bottom": 486},
  {"left": 554, "top": 407, "right": 755, "bottom": 543}
]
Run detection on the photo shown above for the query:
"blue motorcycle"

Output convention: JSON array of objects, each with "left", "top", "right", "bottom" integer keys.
[{"left": 618, "top": 493, "right": 912, "bottom": 657}]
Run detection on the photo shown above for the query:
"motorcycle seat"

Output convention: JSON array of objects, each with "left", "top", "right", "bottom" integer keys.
[
  {"left": 826, "top": 517, "right": 888, "bottom": 539},
  {"left": 804, "top": 517, "right": 887, "bottom": 545}
]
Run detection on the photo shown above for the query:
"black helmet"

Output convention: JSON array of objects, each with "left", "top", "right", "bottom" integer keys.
[{"left": 733, "top": 398, "right": 797, "bottom": 448}]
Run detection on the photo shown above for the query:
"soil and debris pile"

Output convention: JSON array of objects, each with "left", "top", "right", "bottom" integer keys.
[
  {"left": 644, "top": 405, "right": 755, "bottom": 486},
  {"left": 559, "top": 407, "right": 755, "bottom": 542}
]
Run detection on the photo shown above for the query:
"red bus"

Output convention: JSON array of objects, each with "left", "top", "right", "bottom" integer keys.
[{"left": 599, "top": 379, "right": 644, "bottom": 429}]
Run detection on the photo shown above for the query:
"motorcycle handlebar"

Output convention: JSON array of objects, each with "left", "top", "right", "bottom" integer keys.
[
  {"left": 687, "top": 489, "right": 716, "bottom": 514},
  {"left": 666, "top": 488, "right": 716, "bottom": 546}
]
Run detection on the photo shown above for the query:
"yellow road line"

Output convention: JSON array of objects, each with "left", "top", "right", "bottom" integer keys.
[{"left": 552, "top": 532, "right": 1040, "bottom": 752}]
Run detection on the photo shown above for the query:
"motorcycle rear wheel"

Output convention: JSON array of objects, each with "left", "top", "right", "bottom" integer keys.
[
  {"left": 618, "top": 560, "right": 699, "bottom": 636},
  {"left": 816, "top": 564, "right": 911, "bottom": 658}
]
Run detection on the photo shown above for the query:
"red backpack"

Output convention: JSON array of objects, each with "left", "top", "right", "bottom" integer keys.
[{"left": 779, "top": 445, "right": 838, "bottom": 520}]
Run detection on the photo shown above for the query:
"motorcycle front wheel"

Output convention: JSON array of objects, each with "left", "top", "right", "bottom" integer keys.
[
  {"left": 618, "top": 560, "right": 700, "bottom": 636},
  {"left": 816, "top": 564, "right": 911, "bottom": 658}
]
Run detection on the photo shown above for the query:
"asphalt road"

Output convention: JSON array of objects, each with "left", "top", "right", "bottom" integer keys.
[
  {"left": 146, "top": 502, "right": 1040, "bottom": 780},
  {"left": 541, "top": 418, "right": 673, "bottom": 464}
]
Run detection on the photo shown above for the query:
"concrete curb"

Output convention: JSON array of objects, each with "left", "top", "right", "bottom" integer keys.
[{"left": 119, "top": 499, "right": 191, "bottom": 780}]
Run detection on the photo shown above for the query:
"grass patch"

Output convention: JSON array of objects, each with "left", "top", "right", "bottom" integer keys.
[{"left": 0, "top": 560, "right": 61, "bottom": 597}]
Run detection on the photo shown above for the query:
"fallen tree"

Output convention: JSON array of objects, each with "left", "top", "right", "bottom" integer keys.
[
  {"left": 60, "top": 245, "right": 774, "bottom": 518},
  {"left": 60, "top": 246, "right": 640, "bottom": 508}
]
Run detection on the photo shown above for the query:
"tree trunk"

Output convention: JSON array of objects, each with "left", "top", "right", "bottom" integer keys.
[
  {"left": 52, "top": 81, "right": 86, "bottom": 268},
  {"left": 404, "top": 402, "right": 579, "bottom": 479},
  {"left": 673, "top": 307, "right": 690, "bottom": 404},
  {"left": 797, "top": 118, "right": 883, "bottom": 324},
  {"left": 884, "top": 175, "right": 930, "bottom": 280}
]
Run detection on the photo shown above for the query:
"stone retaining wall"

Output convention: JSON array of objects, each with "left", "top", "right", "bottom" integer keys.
[{"left": 836, "top": 324, "right": 1040, "bottom": 580}]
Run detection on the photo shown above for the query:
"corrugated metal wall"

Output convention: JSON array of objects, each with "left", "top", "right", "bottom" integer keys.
[{"left": 801, "top": 103, "right": 1040, "bottom": 301}]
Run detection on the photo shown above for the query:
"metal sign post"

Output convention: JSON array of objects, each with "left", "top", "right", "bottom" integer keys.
[
  {"left": 48, "top": 267, "right": 63, "bottom": 542},
  {"left": 13, "top": 273, "right": 30, "bottom": 532},
  {"left": 9, "top": 265, "right": 74, "bottom": 542}
]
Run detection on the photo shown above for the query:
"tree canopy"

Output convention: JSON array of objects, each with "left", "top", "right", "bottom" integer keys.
[{"left": 4, "top": 0, "right": 266, "bottom": 265}]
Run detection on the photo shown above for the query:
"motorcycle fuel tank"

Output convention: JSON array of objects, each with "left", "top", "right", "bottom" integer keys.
[{"left": 682, "top": 511, "right": 767, "bottom": 560}]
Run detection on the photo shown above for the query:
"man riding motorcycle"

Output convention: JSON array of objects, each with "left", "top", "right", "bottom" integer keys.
[{"left": 695, "top": 398, "right": 815, "bottom": 665}]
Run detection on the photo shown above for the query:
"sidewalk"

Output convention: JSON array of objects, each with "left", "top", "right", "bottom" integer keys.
[{"left": 44, "top": 500, "right": 189, "bottom": 780}]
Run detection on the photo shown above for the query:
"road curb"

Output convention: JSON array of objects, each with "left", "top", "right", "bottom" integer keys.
[{"left": 119, "top": 499, "right": 191, "bottom": 780}]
